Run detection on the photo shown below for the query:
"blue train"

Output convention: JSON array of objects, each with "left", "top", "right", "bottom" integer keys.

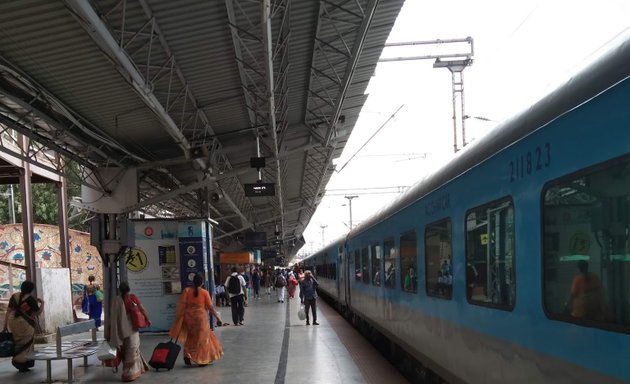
[{"left": 301, "top": 32, "right": 630, "bottom": 384}]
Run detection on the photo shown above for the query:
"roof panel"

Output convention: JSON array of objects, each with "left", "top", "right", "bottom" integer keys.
[{"left": 0, "top": 0, "right": 405, "bottom": 259}]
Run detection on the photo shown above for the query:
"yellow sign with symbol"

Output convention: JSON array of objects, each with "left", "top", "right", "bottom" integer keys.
[
  {"left": 126, "top": 248, "right": 148, "bottom": 272},
  {"left": 569, "top": 233, "right": 590, "bottom": 254}
]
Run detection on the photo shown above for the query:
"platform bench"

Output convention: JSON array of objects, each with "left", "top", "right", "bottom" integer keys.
[{"left": 28, "top": 319, "right": 99, "bottom": 383}]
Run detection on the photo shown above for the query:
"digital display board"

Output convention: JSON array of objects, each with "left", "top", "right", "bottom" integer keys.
[{"left": 244, "top": 183, "right": 275, "bottom": 197}]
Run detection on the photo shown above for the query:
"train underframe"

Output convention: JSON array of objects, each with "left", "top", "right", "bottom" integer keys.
[{"left": 318, "top": 290, "right": 448, "bottom": 384}]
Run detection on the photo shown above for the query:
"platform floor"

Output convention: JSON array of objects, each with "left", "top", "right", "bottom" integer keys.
[{"left": 0, "top": 292, "right": 408, "bottom": 383}]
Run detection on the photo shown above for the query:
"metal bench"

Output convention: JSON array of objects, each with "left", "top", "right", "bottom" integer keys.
[{"left": 28, "top": 319, "right": 99, "bottom": 383}]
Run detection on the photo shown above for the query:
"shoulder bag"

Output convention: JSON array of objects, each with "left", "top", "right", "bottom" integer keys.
[{"left": 125, "top": 294, "right": 148, "bottom": 329}]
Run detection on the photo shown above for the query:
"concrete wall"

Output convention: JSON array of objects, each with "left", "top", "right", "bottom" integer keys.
[{"left": 36, "top": 268, "right": 73, "bottom": 333}]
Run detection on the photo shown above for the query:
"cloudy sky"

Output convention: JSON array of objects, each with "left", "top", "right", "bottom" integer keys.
[{"left": 298, "top": 0, "right": 630, "bottom": 256}]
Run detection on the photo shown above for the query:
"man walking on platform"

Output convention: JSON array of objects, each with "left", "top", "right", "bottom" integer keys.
[
  {"left": 299, "top": 270, "right": 319, "bottom": 325},
  {"left": 225, "top": 267, "right": 247, "bottom": 325},
  {"left": 275, "top": 270, "right": 287, "bottom": 303}
]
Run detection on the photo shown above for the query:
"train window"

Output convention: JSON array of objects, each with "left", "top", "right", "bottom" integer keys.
[
  {"left": 543, "top": 159, "right": 630, "bottom": 331},
  {"left": 465, "top": 198, "right": 516, "bottom": 309},
  {"left": 371, "top": 242, "right": 382, "bottom": 286},
  {"left": 384, "top": 237, "right": 397, "bottom": 289},
  {"left": 400, "top": 231, "right": 418, "bottom": 293},
  {"left": 425, "top": 219, "right": 453, "bottom": 299},
  {"left": 361, "top": 247, "right": 370, "bottom": 284},
  {"left": 354, "top": 249, "right": 361, "bottom": 281}
]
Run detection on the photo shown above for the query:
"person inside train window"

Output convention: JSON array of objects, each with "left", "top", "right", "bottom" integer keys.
[
  {"left": 385, "top": 263, "right": 395, "bottom": 288},
  {"left": 564, "top": 260, "right": 607, "bottom": 321},
  {"left": 404, "top": 266, "right": 417, "bottom": 292},
  {"left": 383, "top": 239, "right": 396, "bottom": 289},
  {"left": 371, "top": 244, "right": 381, "bottom": 287},
  {"left": 373, "top": 269, "right": 381, "bottom": 286}
]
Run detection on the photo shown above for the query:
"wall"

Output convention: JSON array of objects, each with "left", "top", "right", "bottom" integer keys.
[{"left": 0, "top": 224, "right": 103, "bottom": 302}]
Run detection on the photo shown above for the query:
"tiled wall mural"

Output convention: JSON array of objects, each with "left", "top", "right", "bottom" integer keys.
[{"left": 0, "top": 224, "right": 102, "bottom": 298}]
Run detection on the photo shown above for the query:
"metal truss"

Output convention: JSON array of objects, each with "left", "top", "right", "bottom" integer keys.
[
  {"left": 65, "top": 0, "right": 255, "bottom": 228},
  {"left": 0, "top": 58, "right": 137, "bottom": 192},
  {"left": 0, "top": 55, "right": 204, "bottom": 216},
  {"left": 225, "top": 0, "right": 291, "bottom": 243},
  {"left": 300, "top": 0, "right": 379, "bottom": 225}
]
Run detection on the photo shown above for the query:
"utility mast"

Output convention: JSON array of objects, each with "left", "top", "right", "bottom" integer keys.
[{"left": 379, "top": 37, "right": 474, "bottom": 152}]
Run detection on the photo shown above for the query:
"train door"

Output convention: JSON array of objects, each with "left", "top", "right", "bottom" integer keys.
[
  {"left": 343, "top": 244, "right": 351, "bottom": 308},
  {"left": 336, "top": 246, "right": 342, "bottom": 300},
  {"left": 485, "top": 202, "right": 515, "bottom": 306}
]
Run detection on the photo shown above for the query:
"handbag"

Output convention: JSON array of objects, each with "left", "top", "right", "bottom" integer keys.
[
  {"left": 96, "top": 340, "right": 117, "bottom": 361},
  {"left": 126, "top": 295, "right": 148, "bottom": 329},
  {"left": 102, "top": 348, "right": 122, "bottom": 372},
  {"left": 95, "top": 289, "right": 104, "bottom": 302},
  {"left": 297, "top": 304, "right": 306, "bottom": 321},
  {"left": 0, "top": 329, "right": 15, "bottom": 358}
]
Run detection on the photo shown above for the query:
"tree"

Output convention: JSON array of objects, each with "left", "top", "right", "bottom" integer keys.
[{"left": 0, "top": 160, "right": 90, "bottom": 231}]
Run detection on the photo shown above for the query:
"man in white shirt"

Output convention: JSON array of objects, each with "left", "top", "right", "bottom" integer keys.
[{"left": 224, "top": 267, "right": 247, "bottom": 325}]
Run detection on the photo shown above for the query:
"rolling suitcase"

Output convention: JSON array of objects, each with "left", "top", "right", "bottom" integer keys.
[{"left": 149, "top": 339, "right": 181, "bottom": 371}]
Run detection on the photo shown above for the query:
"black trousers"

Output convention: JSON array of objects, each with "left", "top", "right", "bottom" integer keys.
[
  {"left": 304, "top": 298, "right": 317, "bottom": 322},
  {"left": 229, "top": 294, "right": 245, "bottom": 324}
]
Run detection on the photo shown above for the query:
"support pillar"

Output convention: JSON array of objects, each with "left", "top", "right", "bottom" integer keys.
[{"left": 18, "top": 134, "right": 36, "bottom": 281}]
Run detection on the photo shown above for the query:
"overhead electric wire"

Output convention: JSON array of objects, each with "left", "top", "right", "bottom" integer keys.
[{"left": 336, "top": 104, "right": 405, "bottom": 174}]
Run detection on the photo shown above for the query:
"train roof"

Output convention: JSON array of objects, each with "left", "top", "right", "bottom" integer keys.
[{"left": 351, "top": 29, "right": 630, "bottom": 236}]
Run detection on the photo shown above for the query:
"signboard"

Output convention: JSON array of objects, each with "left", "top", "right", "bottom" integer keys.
[
  {"left": 127, "top": 220, "right": 181, "bottom": 332},
  {"left": 126, "top": 219, "right": 212, "bottom": 332},
  {"left": 178, "top": 221, "right": 207, "bottom": 289},
  {"left": 244, "top": 183, "right": 275, "bottom": 197},
  {"left": 220, "top": 251, "right": 253, "bottom": 264}
]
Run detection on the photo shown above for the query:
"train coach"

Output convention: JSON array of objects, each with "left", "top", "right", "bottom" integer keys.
[{"left": 302, "top": 32, "right": 630, "bottom": 384}]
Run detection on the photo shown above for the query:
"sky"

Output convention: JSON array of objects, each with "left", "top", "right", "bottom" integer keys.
[{"left": 298, "top": 0, "right": 630, "bottom": 257}]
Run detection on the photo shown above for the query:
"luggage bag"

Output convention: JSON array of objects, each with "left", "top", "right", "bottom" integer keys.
[{"left": 148, "top": 339, "right": 181, "bottom": 371}]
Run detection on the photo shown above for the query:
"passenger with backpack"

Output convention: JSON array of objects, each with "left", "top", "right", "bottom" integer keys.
[
  {"left": 299, "top": 270, "right": 319, "bottom": 325},
  {"left": 275, "top": 270, "right": 287, "bottom": 303},
  {"left": 224, "top": 267, "right": 246, "bottom": 325}
]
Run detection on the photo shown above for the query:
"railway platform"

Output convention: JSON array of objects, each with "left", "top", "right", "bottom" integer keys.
[{"left": 0, "top": 293, "right": 408, "bottom": 383}]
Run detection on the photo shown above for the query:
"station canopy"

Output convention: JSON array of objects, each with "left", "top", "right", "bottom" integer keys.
[{"left": 0, "top": 0, "right": 405, "bottom": 259}]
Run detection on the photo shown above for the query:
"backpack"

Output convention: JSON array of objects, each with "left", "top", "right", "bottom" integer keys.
[
  {"left": 275, "top": 274, "right": 286, "bottom": 288},
  {"left": 227, "top": 275, "right": 242, "bottom": 294}
]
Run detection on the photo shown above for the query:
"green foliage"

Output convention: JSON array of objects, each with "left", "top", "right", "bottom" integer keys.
[{"left": 0, "top": 161, "right": 89, "bottom": 231}]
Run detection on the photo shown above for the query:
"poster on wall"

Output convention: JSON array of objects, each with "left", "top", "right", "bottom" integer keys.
[{"left": 127, "top": 220, "right": 182, "bottom": 332}]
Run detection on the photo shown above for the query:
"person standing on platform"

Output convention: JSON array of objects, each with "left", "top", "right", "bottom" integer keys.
[
  {"left": 287, "top": 271, "right": 298, "bottom": 299},
  {"left": 169, "top": 274, "right": 224, "bottom": 366},
  {"left": 252, "top": 268, "right": 261, "bottom": 299},
  {"left": 263, "top": 268, "right": 272, "bottom": 295},
  {"left": 215, "top": 283, "right": 228, "bottom": 307},
  {"left": 299, "top": 270, "right": 319, "bottom": 325},
  {"left": 4, "top": 280, "right": 44, "bottom": 372},
  {"left": 82, "top": 275, "right": 103, "bottom": 327},
  {"left": 106, "top": 281, "right": 150, "bottom": 382},
  {"left": 225, "top": 267, "right": 246, "bottom": 325},
  {"left": 275, "top": 270, "right": 287, "bottom": 303}
]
